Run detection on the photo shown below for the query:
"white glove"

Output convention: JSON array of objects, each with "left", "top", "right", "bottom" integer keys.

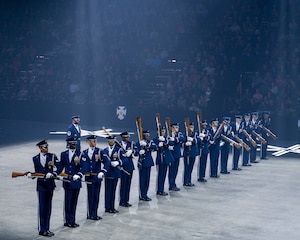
[
  {"left": 199, "top": 133, "right": 205, "bottom": 138},
  {"left": 26, "top": 173, "right": 32, "bottom": 178},
  {"left": 158, "top": 142, "right": 164, "bottom": 147},
  {"left": 97, "top": 172, "right": 104, "bottom": 179},
  {"left": 209, "top": 140, "right": 215, "bottom": 144},
  {"left": 185, "top": 141, "right": 192, "bottom": 146},
  {"left": 126, "top": 149, "right": 133, "bottom": 157},
  {"left": 140, "top": 140, "right": 147, "bottom": 146},
  {"left": 111, "top": 161, "right": 119, "bottom": 167},
  {"left": 168, "top": 145, "right": 174, "bottom": 151},
  {"left": 187, "top": 137, "right": 193, "bottom": 142},
  {"left": 159, "top": 136, "right": 165, "bottom": 142},
  {"left": 73, "top": 174, "right": 80, "bottom": 181},
  {"left": 139, "top": 149, "right": 145, "bottom": 155},
  {"left": 45, "top": 173, "right": 53, "bottom": 179},
  {"left": 220, "top": 141, "right": 225, "bottom": 147},
  {"left": 169, "top": 137, "right": 175, "bottom": 141}
]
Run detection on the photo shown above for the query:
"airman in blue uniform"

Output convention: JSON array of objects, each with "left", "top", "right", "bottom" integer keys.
[
  {"left": 31, "top": 140, "right": 59, "bottom": 237},
  {"left": 260, "top": 111, "right": 271, "bottom": 160},
  {"left": 66, "top": 115, "right": 81, "bottom": 151},
  {"left": 136, "top": 130, "right": 158, "bottom": 201},
  {"left": 242, "top": 113, "right": 252, "bottom": 166},
  {"left": 168, "top": 123, "right": 185, "bottom": 191},
  {"left": 231, "top": 115, "right": 243, "bottom": 170},
  {"left": 198, "top": 120, "right": 211, "bottom": 182},
  {"left": 119, "top": 132, "right": 136, "bottom": 207},
  {"left": 154, "top": 126, "right": 174, "bottom": 196},
  {"left": 208, "top": 118, "right": 221, "bottom": 178},
  {"left": 220, "top": 117, "right": 232, "bottom": 174},
  {"left": 74, "top": 135, "right": 110, "bottom": 220},
  {"left": 56, "top": 137, "right": 81, "bottom": 228}
]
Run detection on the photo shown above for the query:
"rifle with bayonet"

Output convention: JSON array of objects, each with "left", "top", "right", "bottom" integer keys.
[
  {"left": 12, "top": 171, "right": 71, "bottom": 182},
  {"left": 213, "top": 121, "right": 225, "bottom": 141},
  {"left": 155, "top": 113, "right": 162, "bottom": 137},
  {"left": 261, "top": 126, "right": 278, "bottom": 140},
  {"left": 221, "top": 134, "right": 241, "bottom": 149},
  {"left": 136, "top": 116, "right": 144, "bottom": 169},
  {"left": 234, "top": 135, "right": 251, "bottom": 151},
  {"left": 252, "top": 130, "right": 267, "bottom": 144},
  {"left": 59, "top": 172, "right": 92, "bottom": 184},
  {"left": 242, "top": 129, "right": 257, "bottom": 147},
  {"left": 197, "top": 112, "right": 203, "bottom": 133},
  {"left": 165, "top": 117, "right": 172, "bottom": 138}
]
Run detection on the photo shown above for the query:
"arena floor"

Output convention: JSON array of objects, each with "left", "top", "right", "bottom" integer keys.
[{"left": 1, "top": 138, "right": 300, "bottom": 240}]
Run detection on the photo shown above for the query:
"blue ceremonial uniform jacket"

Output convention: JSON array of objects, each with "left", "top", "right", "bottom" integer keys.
[
  {"left": 33, "top": 153, "right": 59, "bottom": 191},
  {"left": 170, "top": 132, "right": 185, "bottom": 159},
  {"left": 153, "top": 136, "right": 174, "bottom": 165},
  {"left": 231, "top": 121, "right": 243, "bottom": 138},
  {"left": 79, "top": 147, "right": 110, "bottom": 182},
  {"left": 66, "top": 124, "right": 81, "bottom": 150},
  {"left": 102, "top": 144, "right": 125, "bottom": 179},
  {"left": 199, "top": 128, "right": 211, "bottom": 154},
  {"left": 136, "top": 139, "right": 158, "bottom": 168},
  {"left": 57, "top": 149, "right": 82, "bottom": 189},
  {"left": 183, "top": 132, "right": 200, "bottom": 158},
  {"left": 208, "top": 126, "right": 221, "bottom": 150},
  {"left": 120, "top": 141, "right": 136, "bottom": 173}
]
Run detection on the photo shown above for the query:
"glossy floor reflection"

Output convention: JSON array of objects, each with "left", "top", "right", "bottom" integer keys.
[{"left": 1, "top": 140, "right": 300, "bottom": 240}]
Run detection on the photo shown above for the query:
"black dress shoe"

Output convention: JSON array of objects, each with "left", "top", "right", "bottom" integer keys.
[
  {"left": 64, "top": 223, "right": 74, "bottom": 228},
  {"left": 119, "top": 202, "right": 128, "bottom": 207},
  {"left": 210, "top": 175, "right": 220, "bottom": 178},
  {"left": 139, "top": 197, "right": 146, "bottom": 201},
  {"left": 126, "top": 203, "right": 132, "bottom": 207},
  {"left": 112, "top": 209, "right": 119, "bottom": 213},
  {"left": 72, "top": 223, "right": 80, "bottom": 227},
  {"left": 232, "top": 168, "right": 242, "bottom": 171},
  {"left": 250, "top": 160, "right": 259, "bottom": 163},
  {"left": 39, "top": 231, "right": 54, "bottom": 237},
  {"left": 199, "top": 178, "right": 207, "bottom": 182},
  {"left": 157, "top": 191, "right": 168, "bottom": 196},
  {"left": 184, "top": 183, "right": 195, "bottom": 186},
  {"left": 145, "top": 196, "right": 152, "bottom": 201},
  {"left": 242, "top": 164, "right": 252, "bottom": 166},
  {"left": 90, "top": 216, "right": 102, "bottom": 220},
  {"left": 169, "top": 187, "right": 180, "bottom": 191}
]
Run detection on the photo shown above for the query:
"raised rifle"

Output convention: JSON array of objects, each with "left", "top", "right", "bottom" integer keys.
[
  {"left": 102, "top": 127, "right": 127, "bottom": 152},
  {"left": 242, "top": 129, "right": 257, "bottom": 147},
  {"left": 234, "top": 135, "right": 251, "bottom": 151},
  {"left": 252, "top": 130, "right": 267, "bottom": 145},
  {"left": 197, "top": 112, "right": 203, "bottom": 133},
  {"left": 261, "top": 126, "right": 278, "bottom": 140},
  {"left": 213, "top": 121, "right": 225, "bottom": 141},
  {"left": 221, "top": 134, "right": 241, "bottom": 149},
  {"left": 184, "top": 117, "right": 192, "bottom": 162},
  {"left": 165, "top": 117, "right": 172, "bottom": 137},
  {"left": 155, "top": 113, "right": 162, "bottom": 137},
  {"left": 136, "top": 116, "right": 144, "bottom": 169}
]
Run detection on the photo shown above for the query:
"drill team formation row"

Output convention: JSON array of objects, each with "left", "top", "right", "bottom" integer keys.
[{"left": 13, "top": 111, "right": 277, "bottom": 237}]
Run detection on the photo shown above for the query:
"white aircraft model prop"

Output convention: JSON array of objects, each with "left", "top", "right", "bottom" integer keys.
[
  {"left": 49, "top": 127, "right": 133, "bottom": 138},
  {"left": 256, "top": 144, "right": 300, "bottom": 156}
]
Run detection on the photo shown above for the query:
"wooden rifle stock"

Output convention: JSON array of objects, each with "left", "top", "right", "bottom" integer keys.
[
  {"left": 213, "top": 122, "right": 225, "bottom": 141},
  {"left": 184, "top": 118, "right": 191, "bottom": 137},
  {"left": 136, "top": 117, "right": 143, "bottom": 142},
  {"left": 252, "top": 130, "right": 267, "bottom": 144},
  {"left": 197, "top": 112, "right": 203, "bottom": 133},
  {"left": 234, "top": 135, "right": 251, "bottom": 151},
  {"left": 262, "top": 126, "right": 278, "bottom": 140},
  {"left": 155, "top": 113, "right": 161, "bottom": 137},
  {"left": 12, "top": 171, "right": 44, "bottom": 178},
  {"left": 242, "top": 130, "right": 257, "bottom": 147},
  {"left": 221, "top": 134, "right": 241, "bottom": 149},
  {"left": 165, "top": 117, "right": 172, "bottom": 137}
]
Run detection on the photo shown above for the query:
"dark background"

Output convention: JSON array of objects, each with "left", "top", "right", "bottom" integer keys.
[{"left": 0, "top": 0, "right": 299, "bottom": 145}]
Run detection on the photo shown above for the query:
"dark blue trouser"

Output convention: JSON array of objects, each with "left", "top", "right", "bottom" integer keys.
[
  {"left": 87, "top": 181, "right": 101, "bottom": 218},
  {"left": 220, "top": 145, "right": 230, "bottom": 172},
  {"left": 105, "top": 178, "right": 118, "bottom": 210},
  {"left": 38, "top": 190, "right": 53, "bottom": 233},
  {"left": 120, "top": 171, "right": 133, "bottom": 204},
  {"left": 168, "top": 157, "right": 180, "bottom": 188},
  {"left": 199, "top": 153, "right": 208, "bottom": 179},
  {"left": 209, "top": 148, "right": 220, "bottom": 176},
  {"left": 233, "top": 147, "right": 241, "bottom": 169},
  {"left": 139, "top": 167, "right": 151, "bottom": 199},
  {"left": 64, "top": 188, "right": 80, "bottom": 224},
  {"left": 157, "top": 163, "right": 168, "bottom": 192},
  {"left": 183, "top": 155, "right": 196, "bottom": 184},
  {"left": 243, "top": 147, "right": 250, "bottom": 165},
  {"left": 250, "top": 145, "right": 257, "bottom": 162}
]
